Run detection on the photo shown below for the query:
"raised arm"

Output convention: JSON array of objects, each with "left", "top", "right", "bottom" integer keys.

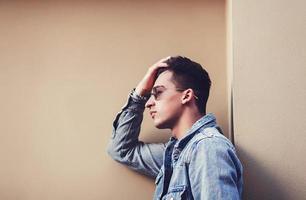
[{"left": 107, "top": 57, "right": 170, "bottom": 178}]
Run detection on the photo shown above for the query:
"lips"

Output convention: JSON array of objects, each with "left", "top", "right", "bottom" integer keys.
[{"left": 149, "top": 111, "right": 157, "bottom": 118}]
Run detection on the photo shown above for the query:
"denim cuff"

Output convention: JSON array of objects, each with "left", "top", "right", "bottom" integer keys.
[
  {"left": 130, "top": 88, "right": 150, "bottom": 103},
  {"left": 121, "top": 88, "right": 150, "bottom": 112}
]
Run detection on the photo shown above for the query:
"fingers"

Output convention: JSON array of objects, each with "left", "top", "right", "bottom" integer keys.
[
  {"left": 158, "top": 56, "right": 171, "bottom": 63},
  {"left": 157, "top": 62, "right": 168, "bottom": 67},
  {"left": 136, "top": 56, "right": 172, "bottom": 96},
  {"left": 150, "top": 56, "right": 171, "bottom": 71}
]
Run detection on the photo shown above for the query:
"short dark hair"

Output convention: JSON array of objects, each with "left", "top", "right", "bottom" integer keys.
[{"left": 156, "top": 56, "right": 211, "bottom": 114}]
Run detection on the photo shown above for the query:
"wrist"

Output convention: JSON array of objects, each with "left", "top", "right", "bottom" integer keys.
[
  {"left": 131, "top": 88, "right": 150, "bottom": 102},
  {"left": 135, "top": 87, "right": 150, "bottom": 97}
]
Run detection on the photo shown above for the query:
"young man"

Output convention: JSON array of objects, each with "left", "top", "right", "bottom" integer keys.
[{"left": 107, "top": 56, "right": 243, "bottom": 199}]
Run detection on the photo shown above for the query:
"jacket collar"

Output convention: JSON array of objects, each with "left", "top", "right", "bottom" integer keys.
[{"left": 170, "top": 113, "right": 217, "bottom": 149}]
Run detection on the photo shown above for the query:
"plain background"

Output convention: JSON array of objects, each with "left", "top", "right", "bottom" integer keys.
[
  {"left": 0, "top": 1, "right": 228, "bottom": 199},
  {"left": 2, "top": 1, "right": 305, "bottom": 200},
  {"left": 232, "top": 0, "right": 306, "bottom": 199}
]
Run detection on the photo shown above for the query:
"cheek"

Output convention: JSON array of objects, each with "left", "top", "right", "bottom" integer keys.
[{"left": 156, "top": 97, "right": 181, "bottom": 115}]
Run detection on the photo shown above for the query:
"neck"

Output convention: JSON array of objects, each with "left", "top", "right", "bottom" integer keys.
[{"left": 171, "top": 110, "right": 204, "bottom": 140}]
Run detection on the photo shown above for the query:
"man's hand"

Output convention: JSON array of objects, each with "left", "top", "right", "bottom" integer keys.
[{"left": 135, "top": 56, "right": 171, "bottom": 96}]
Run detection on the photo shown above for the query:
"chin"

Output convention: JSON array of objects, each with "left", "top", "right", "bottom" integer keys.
[
  {"left": 154, "top": 119, "right": 170, "bottom": 129},
  {"left": 155, "top": 124, "right": 167, "bottom": 129},
  {"left": 154, "top": 121, "right": 164, "bottom": 129}
]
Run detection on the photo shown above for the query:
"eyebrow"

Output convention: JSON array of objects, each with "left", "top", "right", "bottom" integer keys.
[{"left": 152, "top": 85, "right": 166, "bottom": 90}]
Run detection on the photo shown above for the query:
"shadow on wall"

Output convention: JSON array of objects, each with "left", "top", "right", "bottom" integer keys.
[{"left": 237, "top": 147, "right": 289, "bottom": 200}]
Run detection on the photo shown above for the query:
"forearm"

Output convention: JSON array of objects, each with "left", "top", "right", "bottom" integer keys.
[
  {"left": 107, "top": 57, "right": 171, "bottom": 177},
  {"left": 107, "top": 89, "right": 166, "bottom": 178},
  {"left": 107, "top": 89, "right": 148, "bottom": 162}
]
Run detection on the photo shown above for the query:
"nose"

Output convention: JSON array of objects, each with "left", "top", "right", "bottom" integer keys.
[{"left": 145, "top": 95, "right": 155, "bottom": 109}]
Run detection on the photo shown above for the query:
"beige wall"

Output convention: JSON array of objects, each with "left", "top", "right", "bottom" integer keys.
[
  {"left": 232, "top": 0, "right": 306, "bottom": 199},
  {"left": 0, "top": 1, "right": 227, "bottom": 199}
]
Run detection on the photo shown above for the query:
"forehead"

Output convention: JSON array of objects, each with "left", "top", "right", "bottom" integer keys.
[{"left": 153, "top": 70, "right": 176, "bottom": 88}]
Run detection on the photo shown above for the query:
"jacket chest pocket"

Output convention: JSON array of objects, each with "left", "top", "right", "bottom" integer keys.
[{"left": 163, "top": 185, "right": 187, "bottom": 200}]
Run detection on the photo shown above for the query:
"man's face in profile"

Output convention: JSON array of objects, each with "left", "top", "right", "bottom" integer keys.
[{"left": 145, "top": 70, "right": 183, "bottom": 129}]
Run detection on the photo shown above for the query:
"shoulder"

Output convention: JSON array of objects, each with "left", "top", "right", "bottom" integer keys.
[
  {"left": 183, "top": 127, "right": 237, "bottom": 163},
  {"left": 195, "top": 127, "right": 235, "bottom": 150}
]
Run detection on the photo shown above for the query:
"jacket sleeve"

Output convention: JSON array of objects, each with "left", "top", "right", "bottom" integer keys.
[
  {"left": 106, "top": 89, "right": 166, "bottom": 178},
  {"left": 188, "top": 137, "right": 243, "bottom": 199}
]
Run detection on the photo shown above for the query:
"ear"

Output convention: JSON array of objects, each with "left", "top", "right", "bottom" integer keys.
[{"left": 181, "top": 89, "right": 193, "bottom": 104}]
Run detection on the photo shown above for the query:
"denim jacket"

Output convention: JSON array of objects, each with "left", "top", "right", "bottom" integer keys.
[{"left": 107, "top": 89, "right": 243, "bottom": 200}]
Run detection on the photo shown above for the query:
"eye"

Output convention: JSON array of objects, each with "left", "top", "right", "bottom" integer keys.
[
  {"left": 151, "top": 90, "right": 163, "bottom": 100},
  {"left": 156, "top": 90, "right": 163, "bottom": 98}
]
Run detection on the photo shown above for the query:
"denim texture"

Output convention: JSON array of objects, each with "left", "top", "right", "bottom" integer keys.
[{"left": 107, "top": 90, "right": 243, "bottom": 199}]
